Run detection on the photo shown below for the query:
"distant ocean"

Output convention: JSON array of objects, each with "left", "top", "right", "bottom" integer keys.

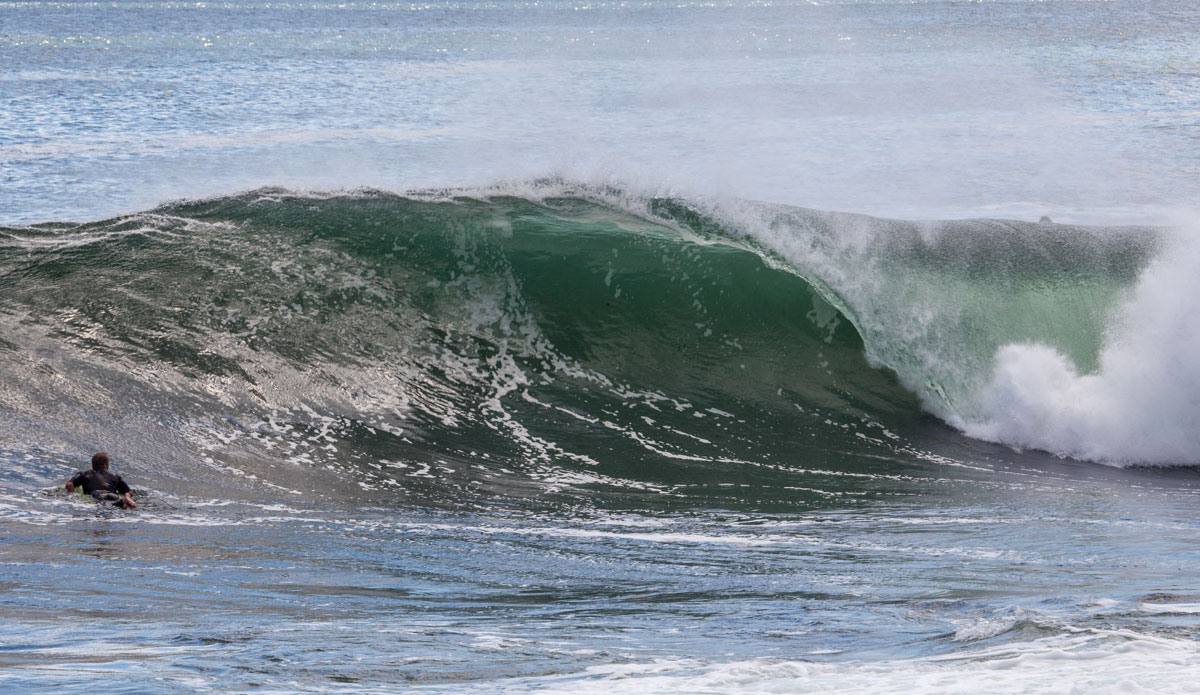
[{"left": 3, "top": 1, "right": 1200, "bottom": 693}]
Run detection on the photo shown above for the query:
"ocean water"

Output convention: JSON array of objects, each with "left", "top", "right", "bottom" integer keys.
[{"left": 3, "top": 0, "right": 1200, "bottom": 693}]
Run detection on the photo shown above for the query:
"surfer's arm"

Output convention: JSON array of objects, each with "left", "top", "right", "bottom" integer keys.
[
  {"left": 65, "top": 471, "right": 85, "bottom": 493},
  {"left": 114, "top": 477, "right": 136, "bottom": 508}
]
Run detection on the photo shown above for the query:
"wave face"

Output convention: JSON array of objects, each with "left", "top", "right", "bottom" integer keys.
[
  {"left": 0, "top": 188, "right": 1178, "bottom": 506},
  {"left": 715, "top": 198, "right": 1170, "bottom": 463}
]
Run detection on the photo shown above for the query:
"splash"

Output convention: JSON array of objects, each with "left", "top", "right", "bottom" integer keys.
[{"left": 964, "top": 231, "right": 1200, "bottom": 464}]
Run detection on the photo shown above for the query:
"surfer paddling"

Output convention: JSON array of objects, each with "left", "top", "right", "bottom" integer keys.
[{"left": 65, "top": 452, "right": 137, "bottom": 509}]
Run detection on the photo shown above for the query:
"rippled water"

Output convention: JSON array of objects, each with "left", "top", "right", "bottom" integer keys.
[
  {"left": 3, "top": 0, "right": 1198, "bottom": 223},
  {"left": 5, "top": 450, "right": 1200, "bottom": 693}
]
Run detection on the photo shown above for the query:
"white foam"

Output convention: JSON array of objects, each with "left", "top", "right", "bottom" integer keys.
[
  {"left": 435, "top": 629, "right": 1200, "bottom": 695},
  {"left": 1138, "top": 603, "right": 1200, "bottom": 615},
  {"left": 964, "top": 229, "right": 1200, "bottom": 465},
  {"left": 951, "top": 616, "right": 1019, "bottom": 642}
]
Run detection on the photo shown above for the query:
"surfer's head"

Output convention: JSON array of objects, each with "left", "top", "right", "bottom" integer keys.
[{"left": 91, "top": 452, "right": 110, "bottom": 471}]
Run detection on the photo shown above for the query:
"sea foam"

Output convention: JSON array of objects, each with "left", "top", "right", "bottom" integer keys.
[{"left": 965, "top": 227, "right": 1200, "bottom": 465}]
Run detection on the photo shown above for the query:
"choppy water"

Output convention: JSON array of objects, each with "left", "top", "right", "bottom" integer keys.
[{"left": 3, "top": 0, "right": 1200, "bottom": 693}]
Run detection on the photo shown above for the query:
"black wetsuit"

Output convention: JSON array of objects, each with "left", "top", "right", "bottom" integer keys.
[{"left": 70, "top": 470, "right": 132, "bottom": 506}]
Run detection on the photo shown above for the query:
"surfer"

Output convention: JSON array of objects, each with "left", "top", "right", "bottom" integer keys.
[{"left": 65, "top": 452, "right": 137, "bottom": 509}]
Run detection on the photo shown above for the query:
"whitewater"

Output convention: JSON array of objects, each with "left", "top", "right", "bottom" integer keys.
[{"left": 2, "top": 0, "right": 1200, "bottom": 693}]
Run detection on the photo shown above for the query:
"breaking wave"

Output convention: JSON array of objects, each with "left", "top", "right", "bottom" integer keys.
[{"left": 0, "top": 184, "right": 1185, "bottom": 507}]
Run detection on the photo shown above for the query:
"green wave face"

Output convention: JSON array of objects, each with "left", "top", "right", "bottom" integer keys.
[{"left": 0, "top": 189, "right": 1164, "bottom": 506}]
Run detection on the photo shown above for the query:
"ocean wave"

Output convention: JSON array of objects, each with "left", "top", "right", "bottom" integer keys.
[{"left": 0, "top": 185, "right": 1183, "bottom": 506}]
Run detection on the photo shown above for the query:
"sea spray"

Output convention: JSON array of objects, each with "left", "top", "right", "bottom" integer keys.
[{"left": 964, "top": 227, "right": 1200, "bottom": 464}]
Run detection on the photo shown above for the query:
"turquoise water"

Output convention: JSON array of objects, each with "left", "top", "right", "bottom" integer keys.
[{"left": 3, "top": 1, "right": 1200, "bottom": 693}]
